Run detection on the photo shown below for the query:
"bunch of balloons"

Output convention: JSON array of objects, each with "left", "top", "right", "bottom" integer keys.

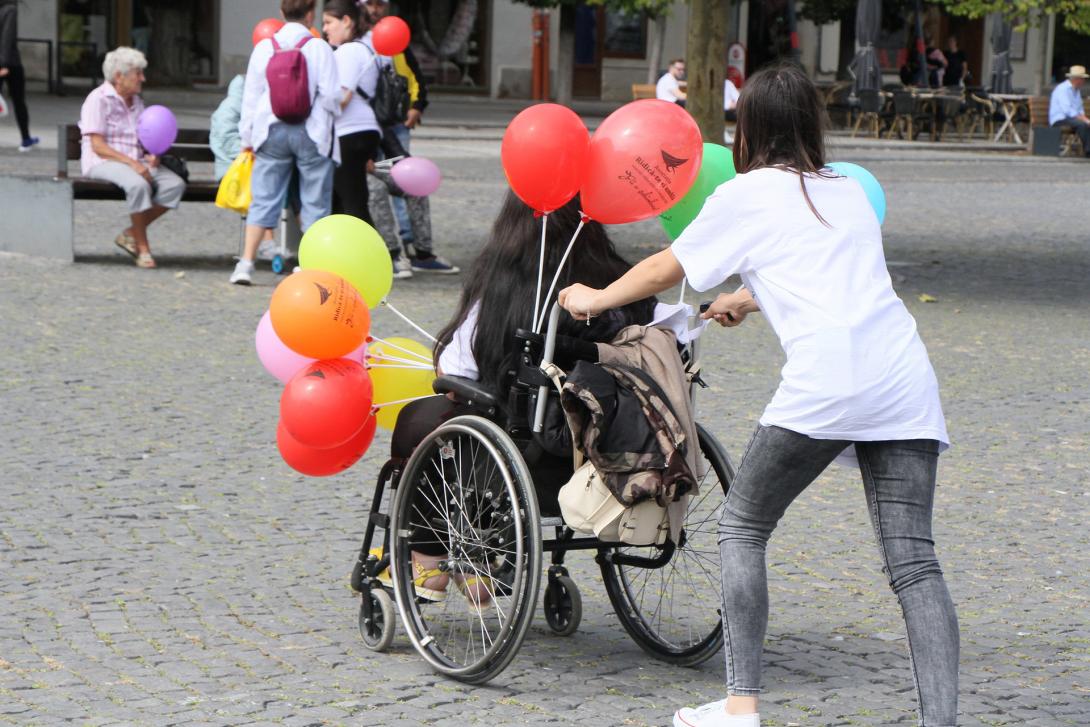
[
  {"left": 501, "top": 99, "right": 704, "bottom": 225},
  {"left": 256, "top": 215, "right": 436, "bottom": 477}
]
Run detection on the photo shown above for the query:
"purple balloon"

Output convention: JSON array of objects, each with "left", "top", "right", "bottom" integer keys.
[
  {"left": 390, "top": 157, "right": 441, "bottom": 197},
  {"left": 256, "top": 310, "right": 366, "bottom": 384},
  {"left": 138, "top": 105, "right": 178, "bottom": 155}
]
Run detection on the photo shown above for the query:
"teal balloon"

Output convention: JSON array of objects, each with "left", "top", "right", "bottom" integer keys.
[
  {"left": 659, "top": 143, "right": 736, "bottom": 240},
  {"left": 827, "top": 162, "right": 886, "bottom": 225}
]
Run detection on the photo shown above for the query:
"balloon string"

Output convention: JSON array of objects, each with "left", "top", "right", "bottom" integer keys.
[
  {"left": 369, "top": 335, "right": 433, "bottom": 362},
  {"left": 534, "top": 218, "right": 585, "bottom": 333},
  {"left": 366, "top": 363, "right": 434, "bottom": 370},
  {"left": 366, "top": 351, "right": 434, "bottom": 367},
  {"left": 380, "top": 301, "right": 438, "bottom": 343},
  {"left": 678, "top": 278, "right": 687, "bottom": 305},
  {"left": 372, "top": 394, "right": 434, "bottom": 412},
  {"left": 532, "top": 213, "right": 548, "bottom": 331}
]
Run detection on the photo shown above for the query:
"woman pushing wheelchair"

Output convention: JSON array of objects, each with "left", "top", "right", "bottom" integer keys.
[{"left": 559, "top": 64, "right": 959, "bottom": 727}]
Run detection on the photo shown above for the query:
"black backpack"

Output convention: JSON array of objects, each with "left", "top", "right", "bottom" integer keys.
[{"left": 357, "top": 41, "right": 411, "bottom": 128}]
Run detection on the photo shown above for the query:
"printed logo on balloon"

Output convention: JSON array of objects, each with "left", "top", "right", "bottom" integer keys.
[{"left": 580, "top": 99, "right": 703, "bottom": 225}]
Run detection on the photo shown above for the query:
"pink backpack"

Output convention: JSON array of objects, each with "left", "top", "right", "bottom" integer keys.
[{"left": 266, "top": 36, "right": 312, "bottom": 124}]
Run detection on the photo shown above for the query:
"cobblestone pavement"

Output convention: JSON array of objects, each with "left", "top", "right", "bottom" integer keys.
[{"left": 0, "top": 137, "right": 1088, "bottom": 727}]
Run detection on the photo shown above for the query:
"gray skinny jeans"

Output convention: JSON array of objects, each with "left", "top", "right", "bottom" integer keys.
[{"left": 719, "top": 425, "right": 959, "bottom": 727}]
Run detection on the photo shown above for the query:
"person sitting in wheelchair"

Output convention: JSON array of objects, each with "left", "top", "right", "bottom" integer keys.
[{"left": 383, "top": 190, "right": 666, "bottom": 607}]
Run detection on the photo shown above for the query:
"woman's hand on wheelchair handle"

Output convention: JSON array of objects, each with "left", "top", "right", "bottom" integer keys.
[
  {"left": 558, "top": 284, "right": 603, "bottom": 321},
  {"left": 701, "top": 290, "right": 756, "bottom": 327}
]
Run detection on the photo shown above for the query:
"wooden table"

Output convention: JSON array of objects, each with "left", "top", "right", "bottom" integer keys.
[{"left": 990, "top": 93, "right": 1032, "bottom": 144}]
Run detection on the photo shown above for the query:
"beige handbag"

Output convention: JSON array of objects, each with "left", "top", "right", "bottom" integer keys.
[{"left": 558, "top": 462, "right": 669, "bottom": 546}]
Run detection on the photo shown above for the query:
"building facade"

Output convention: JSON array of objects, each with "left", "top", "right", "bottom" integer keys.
[{"left": 12, "top": 1, "right": 1080, "bottom": 100}]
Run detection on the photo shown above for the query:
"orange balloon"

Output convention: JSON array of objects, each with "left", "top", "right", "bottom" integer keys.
[
  {"left": 309, "top": 26, "right": 321, "bottom": 38},
  {"left": 269, "top": 269, "right": 370, "bottom": 359}
]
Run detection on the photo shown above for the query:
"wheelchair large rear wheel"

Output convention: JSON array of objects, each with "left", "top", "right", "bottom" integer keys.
[
  {"left": 599, "top": 423, "right": 734, "bottom": 666},
  {"left": 389, "top": 415, "right": 543, "bottom": 684}
]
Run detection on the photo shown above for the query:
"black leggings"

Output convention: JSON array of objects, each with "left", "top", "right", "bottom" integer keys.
[
  {"left": 0, "top": 66, "right": 31, "bottom": 142},
  {"left": 332, "top": 129, "right": 381, "bottom": 225}
]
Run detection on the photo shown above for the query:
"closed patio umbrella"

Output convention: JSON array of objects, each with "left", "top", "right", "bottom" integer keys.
[
  {"left": 848, "top": 0, "right": 882, "bottom": 96},
  {"left": 989, "top": 13, "right": 1013, "bottom": 93}
]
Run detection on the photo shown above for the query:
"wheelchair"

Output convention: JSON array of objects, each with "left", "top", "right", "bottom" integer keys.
[{"left": 349, "top": 304, "right": 735, "bottom": 683}]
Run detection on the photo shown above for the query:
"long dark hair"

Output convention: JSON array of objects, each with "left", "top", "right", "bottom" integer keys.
[
  {"left": 322, "top": 0, "right": 366, "bottom": 38},
  {"left": 733, "top": 63, "right": 834, "bottom": 225},
  {"left": 435, "top": 191, "right": 656, "bottom": 393}
]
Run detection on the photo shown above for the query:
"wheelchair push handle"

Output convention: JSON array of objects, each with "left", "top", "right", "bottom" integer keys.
[{"left": 532, "top": 303, "right": 563, "bottom": 433}]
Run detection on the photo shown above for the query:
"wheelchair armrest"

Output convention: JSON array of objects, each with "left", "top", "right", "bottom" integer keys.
[{"left": 432, "top": 375, "right": 501, "bottom": 410}]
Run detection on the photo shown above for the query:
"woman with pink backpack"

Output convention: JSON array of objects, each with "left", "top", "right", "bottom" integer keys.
[{"left": 232, "top": 0, "right": 341, "bottom": 286}]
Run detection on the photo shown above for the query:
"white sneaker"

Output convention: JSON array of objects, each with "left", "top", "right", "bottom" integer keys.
[
  {"left": 674, "top": 700, "right": 759, "bottom": 727},
  {"left": 230, "top": 259, "right": 255, "bottom": 285},
  {"left": 392, "top": 255, "right": 413, "bottom": 280},
  {"left": 256, "top": 239, "right": 278, "bottom": 262}
]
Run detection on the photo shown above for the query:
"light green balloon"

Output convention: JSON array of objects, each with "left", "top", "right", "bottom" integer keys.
[
  {"left": 659, "top": 143, "right": 736, "bottom": 240},
  {"left": 299, "top": 214, "right": 392, "bottom": 308}
]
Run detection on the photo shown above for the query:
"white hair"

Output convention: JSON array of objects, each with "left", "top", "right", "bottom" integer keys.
[{"left": 103, "top": 47, "right": 147, "bottom": 82}]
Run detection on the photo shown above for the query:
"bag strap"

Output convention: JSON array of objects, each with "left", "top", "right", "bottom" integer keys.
[
  {"left": 270, "top": 37, "right": 281, "bottom": 51},
  {"left": 294, "top": 36, "right": 311, "bottom": 50},
  {"left": 354, "top": 39, "right": 381, "bottom": 101},
  {"left": 541, "top": 362, "right": 583, "bottom": 470}
]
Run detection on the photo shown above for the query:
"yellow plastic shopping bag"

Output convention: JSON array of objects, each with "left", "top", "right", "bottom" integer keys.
[{"left": 215, "top": 150, "right": 253, "bottom": 214}]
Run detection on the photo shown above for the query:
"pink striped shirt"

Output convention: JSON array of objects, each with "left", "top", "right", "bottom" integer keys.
[{"left": 78, "top": 82, "right": 145, "bottom": 175}]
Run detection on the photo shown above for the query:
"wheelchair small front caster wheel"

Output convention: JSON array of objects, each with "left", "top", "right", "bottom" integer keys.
[
  {"left": 271, "top": 254, "right": 285, "bottom": 274},
  {"left": 543, "top": 575, "right": 581, "bottom": 636},
  {"left": 359, "top": 588, "right": 396, "bottom": 651}
]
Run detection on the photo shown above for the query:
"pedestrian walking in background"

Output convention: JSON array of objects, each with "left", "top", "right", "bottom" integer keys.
[
  {"left": 79, "top": 47, "right": 184, "bottom": 269},
  {"left": 323, "top": 0, "right": 383, "bottom": 226},
  {"left": 210, "top": 74, "right": 285, "bottom": 262},
  {"left": 233, "top": 0, "right": 341, "bottom": 286},
  {"left": 0, "top": 0, "right": 39, "bottom": 152},
  {"left": 558, "top": 63, "right": 960, "bottom": 727},
  {"left": 361, "top": 0, "right": 458, "bottom": 276}
]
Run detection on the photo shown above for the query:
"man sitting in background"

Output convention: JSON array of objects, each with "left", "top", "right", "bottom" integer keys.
[
  {"left": 1049, "top": 65, "right": 1090, "bottom": 158},
  {"left": 656, "top": 59, "right": 686, "bottom": 107}
]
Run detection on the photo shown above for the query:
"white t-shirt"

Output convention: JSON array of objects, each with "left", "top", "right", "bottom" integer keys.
[
  {"left": 724, "top": 80, "right": 739, "bottom": 110},
  {"left": 656, "top": 72, "right": 682, "bottom": 102},
  {"left": 671, "top": 167, "right": 949, "bottom": 455},
  {"left": 333, "top": 35, "right": 383, "bottom": 137}
]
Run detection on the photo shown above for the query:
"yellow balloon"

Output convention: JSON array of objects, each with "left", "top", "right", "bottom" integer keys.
[
  {"left": 299, "top": 214, "right": 392, "bottom": 308},
  {"left": 368, "top": 337, "right": 436, "bottom": 430}
]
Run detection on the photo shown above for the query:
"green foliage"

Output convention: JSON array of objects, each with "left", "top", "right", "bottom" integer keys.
[
  {"left": 936, "top": 0, "right": 1090, "bottom": 35},
  {"left": 798, "top": 0, "right": 908, "bottom": 32},
  {"left": 512, "top": 0, "right": 672, "bottom": 17}
]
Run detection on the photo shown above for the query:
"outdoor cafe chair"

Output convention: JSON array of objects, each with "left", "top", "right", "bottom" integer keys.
[{"left": 851, "top": 89, "right": 884, "bottom": 139}]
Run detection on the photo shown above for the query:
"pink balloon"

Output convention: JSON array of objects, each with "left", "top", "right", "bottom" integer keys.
[
  {"left": 390, "top": 157, "right": 441, "bottom": 197},
  {"left": 255, "top": 311, "right": 365, "bottom": 384}
]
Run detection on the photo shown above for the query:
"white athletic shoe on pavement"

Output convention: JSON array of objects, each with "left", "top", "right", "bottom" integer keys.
[
  {"left": 256, "top": 239, "right": 278, "bottom": 262},
  {"left": 674, "top": 700, "right": 759, "bottom": 727},
  {"left": 392, "top": 255, "right": 413, "bottom": 280},
  {"left": 230, "top": 259, "right": 255, "bottom": 286}
]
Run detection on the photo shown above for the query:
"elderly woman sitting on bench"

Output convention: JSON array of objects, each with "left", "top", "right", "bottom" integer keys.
[{"left": 78, "top": 47, "right": 185, "bottom": 269}]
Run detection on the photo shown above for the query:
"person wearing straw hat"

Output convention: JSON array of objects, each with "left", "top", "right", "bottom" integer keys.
[{"left": 1049, "top": 64, "right": 1090, "bottom": 157}]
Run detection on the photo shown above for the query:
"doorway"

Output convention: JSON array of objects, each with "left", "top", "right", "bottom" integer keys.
[{"left": 573, "top": 2, "right": 601, "bottom": 98}]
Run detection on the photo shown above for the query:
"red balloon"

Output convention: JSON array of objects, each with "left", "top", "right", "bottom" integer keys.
[
  {"left": 277, "top": 416, "right": 376, "bottom": 477},
  {"left": 281, "top": 359, "right": 374, "bottom": 449},
  {"left": 372, "top": 16, "right": 411, "bottom": 56},
  {"left": 501, "top": 104, "right": 590, "bottom": 213},
  {"left": 580, "top": 99, "right": 704, "bottom": 225},
  {"left": 252, "top": 18, "right": 284, "bottom": 47}
]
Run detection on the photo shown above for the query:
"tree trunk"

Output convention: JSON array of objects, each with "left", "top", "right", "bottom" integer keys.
[
  {"left": 647, "top": 15, "right": 667, "bottom": 85},
  {"left": 686, "top": 0, "right": 728, "bottom": 142},
  {"left": 555, "top": 4, "right": 576, "bottom": 105}
]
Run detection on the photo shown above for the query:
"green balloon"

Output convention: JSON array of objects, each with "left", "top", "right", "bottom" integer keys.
[
  {"left": 659, "top": 142, "right": 736, "bottom": 240},
  {"left": 299, "top": 214, "right": 392, "bottom": 308}
]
